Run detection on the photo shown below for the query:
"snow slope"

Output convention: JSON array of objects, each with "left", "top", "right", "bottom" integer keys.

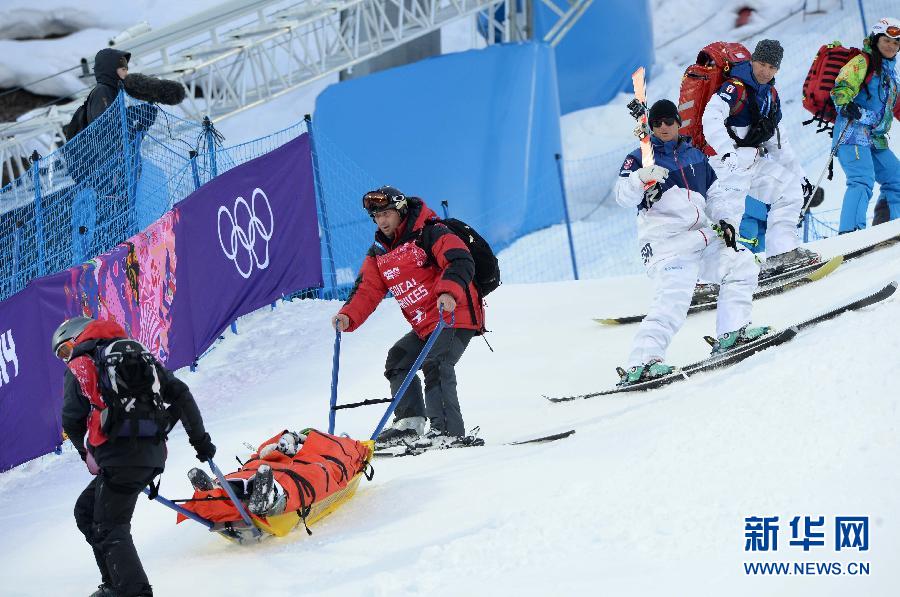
[{"left": 2, "top": 220, "right": 899, "bottom": 596}]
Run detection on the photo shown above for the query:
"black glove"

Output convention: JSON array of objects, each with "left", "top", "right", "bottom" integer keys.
[
  {"left": 842, "top": 102, "right": 862, "bottom": 121},
  {"left": 191, "top": 433, "right": 216, "bottom": 462},
  {"left": 643, "top": 182, "right": 662, "bottom": 207},
  {"left": 717, "top": 220, "right": 737, "bottom": 249}
]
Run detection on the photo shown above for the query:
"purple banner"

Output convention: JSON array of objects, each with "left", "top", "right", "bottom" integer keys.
[
  {"left": 0, "top": 287, "right": 62, "bottom": 470},
  {"left": 170, "top": 134, "right": 321, "bottom": 364},
  {"left": 1, "top": 133, "right": 321, "bottom": 471}
]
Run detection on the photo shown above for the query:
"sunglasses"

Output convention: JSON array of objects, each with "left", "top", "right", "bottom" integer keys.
[
  {"left": 650, "top": 117, "right": 679, "bottom": 128},
  {"left": 55, "top": 339, "right": 74, "bottom": 361}
]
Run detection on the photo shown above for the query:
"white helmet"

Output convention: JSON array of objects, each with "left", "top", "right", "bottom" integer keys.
[{"left": 870, "top": 17, "right": 900, "bottom": 39}]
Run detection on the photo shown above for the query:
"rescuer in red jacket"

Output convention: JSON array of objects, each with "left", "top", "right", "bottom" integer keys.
[{"left": 332, "top": 186, "right": 484, "bottom": 450}]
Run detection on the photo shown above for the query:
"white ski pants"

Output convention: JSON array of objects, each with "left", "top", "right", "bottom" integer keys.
[
  {"left": 711, "top": 156, "right": 804, "bottom": 257},
  {"left": 627, "top": 240, "right": 760, "bottom": 367}
]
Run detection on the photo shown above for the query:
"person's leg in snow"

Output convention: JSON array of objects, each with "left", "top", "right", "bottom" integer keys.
[
  {"left": 422, "top": 328, "right": 476, "bottom": 437},
  {"left": 91, "top": 466, "right": 159, "bottom": 596},
  {"left": 74, "top": 478, "right": 113, "bottom": 593},
  {"left": 872, "top": 146, "right": 900, "bottom": 223},
  {"left": 384, "top": 328, "right": 476, "bottom": 440}
]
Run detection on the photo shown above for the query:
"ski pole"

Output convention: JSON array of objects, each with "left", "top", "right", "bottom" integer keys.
[
  {"left": 370, "top": 307, "right": 455, "bottom": 440},
  {"left": 207, "top": 458, "right": 262, "bottom": 538},
  {"left": 802, "top": 118, "right": 854, "bottom": 213},
  {"left": 328, "top": 328, "right": 341, "bottom": 434},
  {"left": 141, "top": 487, "right": 215, "bottom": 529}
]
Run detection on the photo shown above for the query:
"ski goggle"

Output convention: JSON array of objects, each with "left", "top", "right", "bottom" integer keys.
[
  {"left": 650, "top": 117, "right": 679, "bottom": 128},
  {"left": 362, "top": 190, "right": 405, "bottom": 214},
  {"left": 873, "top": 21, "right": 900, "bottom": 38},
  {"left": 55, "top": 339, "right": 74, "bottom": 361}
]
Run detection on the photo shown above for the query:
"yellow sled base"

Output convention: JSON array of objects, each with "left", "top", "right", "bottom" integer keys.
[{"left": 213, "top": 441, "right": 374, "bottom": 544}]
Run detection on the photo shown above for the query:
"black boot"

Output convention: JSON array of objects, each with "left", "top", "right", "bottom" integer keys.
[
  {"left": 248, "top": 465, "right": 275, "bottom": 515},
  {"left": 187, "top": 467, "right": 215, "bottom": 491},
  {"left": 88, "top": 584, "right": 117, "bottom": 597}
]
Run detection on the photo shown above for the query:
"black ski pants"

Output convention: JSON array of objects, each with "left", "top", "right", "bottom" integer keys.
[
  {"left": 385, "top": 327, "right": 476, "bottom": 437},
  {"left": 74, "top": 466, "right": 159, "bottom": 597}
]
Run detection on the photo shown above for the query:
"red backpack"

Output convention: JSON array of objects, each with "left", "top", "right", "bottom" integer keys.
[
  {"left": 803, "top": 42, "right": 900, "bottom": 126},
  {"left": 802, "top": 42, "right": 873, "bottom": 127},
  {"left": 678, "top": 41, "right": 752, "bottom": 156}
]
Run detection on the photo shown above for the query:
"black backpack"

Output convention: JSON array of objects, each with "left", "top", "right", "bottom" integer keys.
[
  {"left": 438, "top": 218, "right": 501, "bottom": 297},
  {"left": 420, "top": 217, "right": 500, "bottom": 330},
  {"left": 62, "top": 90, "right": 95, "bottom": 141},
  {"left": 93, "top": 339, "right": 170, "bottom": 442}
]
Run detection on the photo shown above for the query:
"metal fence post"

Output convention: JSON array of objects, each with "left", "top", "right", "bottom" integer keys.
[
  {"left": 189, "top": 150, "right": 201, "bottom": 190},
  {"left": 555, "top": 153, "right": 579, "bottom": 280},
  {"left": 31, "top": 151, "right": 46, "bottom": 276},
  {"left": 856, "top": 0, "right": 867, "bottom": 37},
  {"left": 204, "top": 116, "right": 219, "bottom": 180},
  {"left": 117, "top": 91, "right": 137, "bottom": 235},
  {"left": 305, "top": 114, "right": 339, "bottom": 299}
]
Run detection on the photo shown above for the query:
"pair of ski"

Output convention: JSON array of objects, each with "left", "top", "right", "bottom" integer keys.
[
  {"left": 550, "top": 281, "right": 897, "bottom": 402},
  {"left": 374, "top": 429, "right": 576, "bottom": 458},
  {"left": 597, "top": 231, "right": 900, "bottom": 325},
  {"left": 693, "top": 229, "right": 900, "bottom": 304}
]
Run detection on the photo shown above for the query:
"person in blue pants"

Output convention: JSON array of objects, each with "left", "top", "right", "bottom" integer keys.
[
  {"left": 739, "top": 196, "right": 769, "bottom": 254},
  {"left": 832, "top": 18, "right": 900, "bottom": 233}
]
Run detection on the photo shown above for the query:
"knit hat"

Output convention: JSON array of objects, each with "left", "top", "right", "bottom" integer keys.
[
  {"left": 751, "top": 39, "right": 783, "bottom": 68},
  {"left": 648, "top": 99, "right": 681, "bottom": 125}
]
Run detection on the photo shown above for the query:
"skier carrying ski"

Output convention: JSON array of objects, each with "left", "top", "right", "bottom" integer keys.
[
  {"left": 832, "top": 17, "right": 900, "bottom": 233},
  {"left": 54, "top": 317, "right": 216, "bottom": 597},
  {"left": 702, "top": 39, "right": 819, "bottom": 274},
  {"left": 331, "top": 186, "right": 484, "bottom": 449},
  {"left": 615, "top": 99, "right": 768, "bottom": 384}
]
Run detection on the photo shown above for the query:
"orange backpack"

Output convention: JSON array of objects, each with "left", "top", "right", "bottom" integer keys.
[{"left": 678, "top": 41, "right": 751, "bottom": 156}]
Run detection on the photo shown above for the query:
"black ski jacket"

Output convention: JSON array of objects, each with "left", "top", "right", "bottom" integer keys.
[
  {"left": 86, "top": 48, "right": 131, "bottom": 123},
  {"left": 61, "top": 331, "right": 209, "bottom": 470}
]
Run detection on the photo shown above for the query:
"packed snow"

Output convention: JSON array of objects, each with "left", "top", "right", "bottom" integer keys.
[
  {"left": 1, "top": 0, "right": 899, "bottom": 594},
  {"left": 2, "top": 219, "right": 899, "bottom": 596}
]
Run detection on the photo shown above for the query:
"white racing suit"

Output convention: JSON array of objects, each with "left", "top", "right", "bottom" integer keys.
[
  {"left": 616, "top": 136, "right": 760, "bottom": 367},
  {"left": 702, "top": 66, "right": 806, "bottom": 257}
]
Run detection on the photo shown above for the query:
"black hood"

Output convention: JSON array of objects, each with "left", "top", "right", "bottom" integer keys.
[{"left": 94, "top": 48, "right": 131, "bottom": 88}]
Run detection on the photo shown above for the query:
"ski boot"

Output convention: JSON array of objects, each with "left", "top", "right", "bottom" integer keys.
[
  {"left": 760, "top": 246, "right": 820, "bottom": 277},
  {"left": 413, "top": 426, "right": 485, "bottom": 450},
  {"left": 708, "top": 324, "right": 772, "bottom": 354},
  {"left": 616, "top": 359, "right": 675, "bottom": 386},
  {"left": 188, "top": 467, "right": 215, "bottom": 492},
  {"left": 248, "top": 465, "right": 286, "bottom": 516},
  {"left": 375, "top": 416, "right": 426, "bottom": 449},
  {"left": 89, "top": 584, "right": 117, "bottom": 597},
  {"left": 694, "top": 282, "right": 719, "bottom": 299}
]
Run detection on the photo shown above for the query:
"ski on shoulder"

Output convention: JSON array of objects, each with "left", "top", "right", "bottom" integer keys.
[{"left": 557, "top": 282, "right": 896, "bottom": 402}]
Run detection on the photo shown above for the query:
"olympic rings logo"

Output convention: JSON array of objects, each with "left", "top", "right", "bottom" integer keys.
[{"left": 217, "top": 188, "right": 274, "bottom": 279}]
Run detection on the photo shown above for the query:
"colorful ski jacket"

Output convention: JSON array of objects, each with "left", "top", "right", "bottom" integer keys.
[
  {"left": 339, "top": 197, "right": 483, "bottom": 338},
  {"left": 831, "top": 41, "right": 899, "bottom": 149},
  {"left": 616, "top": 135, "right": 723, "bottom": 268}
]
